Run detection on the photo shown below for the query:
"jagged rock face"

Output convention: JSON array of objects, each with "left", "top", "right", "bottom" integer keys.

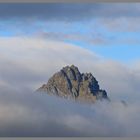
[{"left": 37, "top": 65, "right": 109, "bottom": 103}]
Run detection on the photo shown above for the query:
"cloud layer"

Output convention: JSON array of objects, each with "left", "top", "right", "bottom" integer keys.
[
  {"left": 0, "top": 3, "right": 140, "bottom": 20},
  {"left": 0, "top": 37, "right": 140, "bottom": 102},
  {"left": 0, "top": 86, "right": 140, "bottom": 137},
  {"left": 0, "top": 37, "right": 140, "bottom": 136}
]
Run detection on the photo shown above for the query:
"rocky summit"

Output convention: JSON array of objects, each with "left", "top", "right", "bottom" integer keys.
[{"left": 37, "top": 65, "right": 109, "bottom": 103}]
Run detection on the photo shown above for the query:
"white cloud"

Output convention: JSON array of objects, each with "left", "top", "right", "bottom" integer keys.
[
  {"left": 0, "top": 37, "right": 140, "bottom": 103},
  {"left": 0, "top": 37, "right": 99, "bottom": 89},
  {"left": 0, "top": 88, "right": 140, "bottom": 136},
  {"left": 0, "top": 37, "right": 140, "bottom": 136}
]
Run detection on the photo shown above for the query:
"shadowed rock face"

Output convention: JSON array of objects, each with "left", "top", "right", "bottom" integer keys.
[{"left": 37, "top": 65, "right": 109, "bottom": 103}]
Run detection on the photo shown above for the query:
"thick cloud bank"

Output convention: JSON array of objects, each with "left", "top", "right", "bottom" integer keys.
[
  {"left": 0, "top": 37, "right": 140, "bottom": 136},
  {"left": 0, "top": 88, "right": 140, "bottom": 137}
]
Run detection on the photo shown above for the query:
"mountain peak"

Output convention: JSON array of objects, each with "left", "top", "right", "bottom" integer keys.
[{"left": 37, "top": 65, "right": 109, "bottom": 103}]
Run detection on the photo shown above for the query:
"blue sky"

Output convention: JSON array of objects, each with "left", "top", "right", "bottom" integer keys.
[{"left": 0, "top": 3, "right": 140, "bottom": 63}]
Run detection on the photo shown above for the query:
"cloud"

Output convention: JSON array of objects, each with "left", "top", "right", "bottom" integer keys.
[
  {"left": 0, "top": 37, "right": 140, "bottom": 102},
  {"left": 0, "top": 37, "right": 99, "bottom": 90},
  {"left": 36, "top": 31, "right": 109, "bottom": 46},
  {"left": 1, "top": 3, "right": 140, "bottom": 47},
  {"left": 97, "top": 17, "right": 140, "bottom": 33},
  {"left": 0, "top": 3, "right": 140, "bottom": 21},
  {"left": 0, "top": 3, "right": 95, "bottom": 21},
  {"left": 0, "top": 37, "right": 140, "bottom": 136},
  {"left": 0, "top": 87, "right": 140, "bottom": 136},
  {"left": 30, "top": 16, "right": 140, "bottom": 47}
]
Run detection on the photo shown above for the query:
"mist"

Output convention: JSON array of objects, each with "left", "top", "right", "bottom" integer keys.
[
  {"left": 0, "top": 86, "right": 140, "bottom": 137},
  {"left": 0, "top": 37, "right": 140, "bottom": 136}
]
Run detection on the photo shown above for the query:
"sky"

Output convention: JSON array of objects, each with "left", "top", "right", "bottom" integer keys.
[
  {"left": 0, "top": 3, "right": 140, "bottom": 136},
  {"left": 0, "top": 3, "right": 140, "bottom": 63}
]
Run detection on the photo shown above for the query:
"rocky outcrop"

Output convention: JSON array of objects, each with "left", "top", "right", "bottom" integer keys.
[{"left": 37, "top": 65, "right": 109, "bottom": 103}]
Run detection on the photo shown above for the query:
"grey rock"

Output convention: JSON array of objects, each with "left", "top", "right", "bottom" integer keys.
[{"left": 37, "top": 65, "right": 110, "bottom": 103}]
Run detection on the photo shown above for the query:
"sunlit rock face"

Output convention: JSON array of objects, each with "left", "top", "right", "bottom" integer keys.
[{"left": 37, "top": 65, "right": 109, "bottom": 103}]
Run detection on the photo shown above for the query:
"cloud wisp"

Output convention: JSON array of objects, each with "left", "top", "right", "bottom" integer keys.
[{"left": 1, "top": 3, "right": 140, "bottom": 48}]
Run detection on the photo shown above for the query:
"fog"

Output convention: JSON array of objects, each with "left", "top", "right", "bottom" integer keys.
[
  {"left": 0, "top": 87, "right": 140, "bottom": 137},
  {"left": 0, "top": 37, "right": 140, "bottom": 136}
]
